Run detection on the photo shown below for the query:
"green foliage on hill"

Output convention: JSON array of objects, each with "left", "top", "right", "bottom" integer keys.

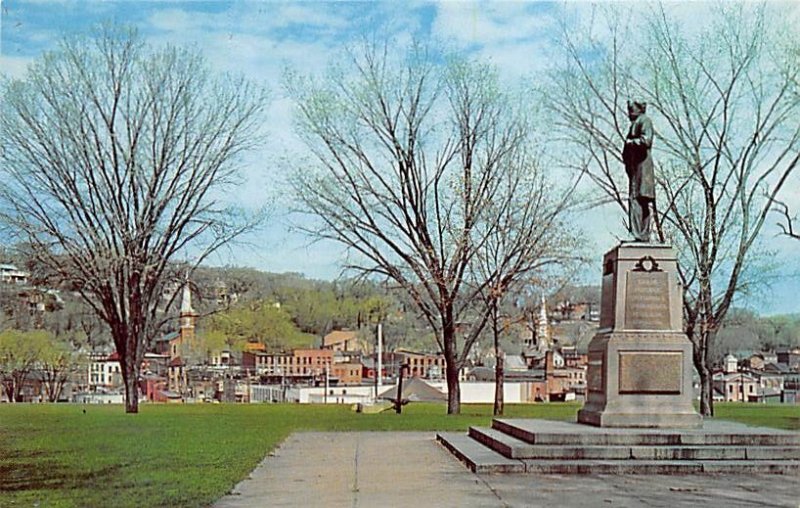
[
  {"left": 200, "top": 300, "right": 318, "bottom": 352},
  {"left": 715, "top": 309, "right": 800, "bottom": 362}
]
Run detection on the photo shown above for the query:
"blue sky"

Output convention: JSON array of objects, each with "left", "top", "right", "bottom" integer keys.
[{"left": 1, "top": 1, "right": 799, "bottom": 315}]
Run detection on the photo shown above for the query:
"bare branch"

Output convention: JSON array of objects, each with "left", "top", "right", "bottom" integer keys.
[
  {"left": 286, "top": 41, "right": 579, "bottom": 414},
  {"left": 773, "top": 199, "right": 800, "bottom": 240},
  {"left": 0, "top": 26, "right": 268, "bottom": 412}
]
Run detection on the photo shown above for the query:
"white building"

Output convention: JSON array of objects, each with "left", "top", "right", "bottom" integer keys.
[
  {"left": 284, "top": 385, "right": 376, "bottom": 404},
  {"left": 88, "top": 352, "right": 123, "bottom": 391},
  {"left": 0, "top": 263, "right": 29, "bottom": 285}
]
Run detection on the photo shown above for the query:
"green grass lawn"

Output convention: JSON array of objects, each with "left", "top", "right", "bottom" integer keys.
[{"left": 0, "top": 402, "right": 797, "bottom": 507}]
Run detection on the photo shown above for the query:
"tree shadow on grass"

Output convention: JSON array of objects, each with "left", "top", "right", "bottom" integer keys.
[{"left": 0, "top": 459, "right": 122, "bottom": 493}]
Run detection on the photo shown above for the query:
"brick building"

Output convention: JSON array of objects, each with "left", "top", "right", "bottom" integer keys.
[{"left": 393, "top": 349, "right": 447, "bottom": 379}]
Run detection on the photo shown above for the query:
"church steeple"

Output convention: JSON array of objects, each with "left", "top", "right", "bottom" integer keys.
[
  {"left": 536, "top": 294, "right": 550, "bottom": 352},
  {"left": 181, "top": 283, "right": 195, "bottom": 315},
  {"left": 179, "top": 282, "right": 197, "bottom": 343}
]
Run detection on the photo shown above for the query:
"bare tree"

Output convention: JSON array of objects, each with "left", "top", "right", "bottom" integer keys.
[
  {"left": 547, "top": 3, "right": 800, "bottom": 415},
  {"left": 774, "top": 200, "right": 800, "bottom": 240},
  {"left": 470, "top": 154, "right": 581, "bottom": 415},
  {"left": 0, "top": 26, "right": 267, "bottom": 412},
  {"left": 287, "top": 41, "right": 575, "bottom": 413}
]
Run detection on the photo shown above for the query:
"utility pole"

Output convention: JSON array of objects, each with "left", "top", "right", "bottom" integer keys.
[
  {"left": 395, "top": 363, "right": 408, "bottom": 414},
  {"left": 377, "top": 322, "right": 383, "bottom": 399},
  {"left": 324, "top": 363, "right": 329, "bottom": 404}
]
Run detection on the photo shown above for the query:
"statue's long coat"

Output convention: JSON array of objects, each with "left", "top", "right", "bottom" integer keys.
[{"left": 622, "top": 114, "right": 655, "bottom": 200}]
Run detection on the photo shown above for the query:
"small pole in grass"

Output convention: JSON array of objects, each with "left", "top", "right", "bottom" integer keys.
[{"left": 395, "top": 363, "right": 409, "bottom": 414}]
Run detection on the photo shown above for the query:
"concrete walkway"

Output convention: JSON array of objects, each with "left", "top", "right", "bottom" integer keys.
[{"left": 214, "top": 432, "right": 800, "bottom": 508}]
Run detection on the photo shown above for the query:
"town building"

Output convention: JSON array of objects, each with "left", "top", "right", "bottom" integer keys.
[
  {"left": 87, "top": 351, "right": 123, "bottom": 391},
  {"left": 0, "top": 263, "right": 29, "bottom": 285},
  {"left": 244, "top": 348, "right": 334, "bottom": 383},
  {"left": 466, "top": 349, "right": 586, "bottom": 402},
  {"left": 393, "top": 349, "right": 447, "bottom": 379},
  {"left": 561, "top": 346, "right": 589, "bottom": 369},
  {"left": 322, "top": 329, "right": 367, "bottom": 352},
  {"left": 714, "top": 371, "right": 760, "bottom": 402},
  {"left": 331, "top": 362, "right": 363, "bottom": 385},
  {"left": 361, "top": 357, "right": 389, "bottom": 381},
  {"left": 776, "top": 347, "right": 800, "bottom": 370}
]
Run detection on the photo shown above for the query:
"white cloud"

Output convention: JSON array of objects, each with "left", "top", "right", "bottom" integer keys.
[
  {"left": 272, "top": 3, "right": 349, "bottom": 30},
  {"left": 433, "top": 2, "right": 554, "bottom": 46},
  {"left": 0, "top": 55, "right": 32, "bottom": 78},
  {"left": 147, "top": 8, "right": 195, "bottom": 32},
  {"left": 431, "top": 3, "right": 561, "bottom": 80}
]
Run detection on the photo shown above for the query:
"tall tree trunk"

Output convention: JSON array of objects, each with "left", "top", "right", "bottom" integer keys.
[
  {"left": 494, "top": 353, "right": 504, "bottom": 417},
  {"left": 492, "top": 299, "right": 504, "bottom": 416},
  {"left": 123, "top": 368, "right": 139, "bottom": 413},
  {"left": 690, "top": 328, "right": 714, "bottom": 417},
  {"left": 442, "top": 317, "right": 460, "bottom": 414},
  {"left": 700, "top": 328, "right": 715, "bottom": 416},
  {"left": 122, "top": 350, "right": 140, "bottom": 413}
]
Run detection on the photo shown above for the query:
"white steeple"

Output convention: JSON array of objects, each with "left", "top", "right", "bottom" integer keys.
[
  {"left": 179, "top": 280, "right": 197, "bottom": 342},
  {"left": 539, "top": 294, "right": 548, "bottom": 326},
  {"left": 181, "top": 283, "right": 194, "bottom": 315},
  {"left": 537, "top": 293, "right": 550, "bottom": 351}
]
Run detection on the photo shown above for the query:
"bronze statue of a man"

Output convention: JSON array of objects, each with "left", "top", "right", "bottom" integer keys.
[{"left": 622, "top": 100, "right": 655, "bottom": 242}]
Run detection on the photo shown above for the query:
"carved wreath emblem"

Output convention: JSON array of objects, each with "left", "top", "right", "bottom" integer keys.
[{"left": 633, "top": 255, "right": 661, "bottom": 272}]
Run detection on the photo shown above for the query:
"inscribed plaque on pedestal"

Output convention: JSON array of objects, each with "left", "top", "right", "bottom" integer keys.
[
  {"left": 624, "top": 271, "right": 670, "bottom": 330},
  {"left": 618, "top": 351, "right": 682, "bottom": 394}
]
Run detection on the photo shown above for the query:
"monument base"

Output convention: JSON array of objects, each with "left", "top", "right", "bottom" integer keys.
[
  {"left": 576, "top": 411, "right": 702, "bottom": 428},
  {"left": 578, "top": 331, "right": 701, "bottom": 428},
  {"left": 578, "top": 242, "right": 701, "bottom": 428}
]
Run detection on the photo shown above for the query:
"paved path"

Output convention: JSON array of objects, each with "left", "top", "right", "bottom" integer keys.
[{"left": 215, "top": 432, "right": 800, "bottom": 508}]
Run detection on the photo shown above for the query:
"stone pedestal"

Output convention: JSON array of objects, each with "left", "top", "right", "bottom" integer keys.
[{"left": 577, "top": 243, "right": 701, "bottom": 428}]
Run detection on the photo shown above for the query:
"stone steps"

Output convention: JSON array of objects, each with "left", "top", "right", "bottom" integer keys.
[
  {"left": 492, "top": 418, "right": 800, "bottom": 446},
  {"left": 436, "top": 432, "right": 525, "bottom": 474},
  {"left": 469, "top": 426, "right": 800, "bottom": 460},
  {"left": 437, "top": 418, "right": 800, "bottom": 475}
]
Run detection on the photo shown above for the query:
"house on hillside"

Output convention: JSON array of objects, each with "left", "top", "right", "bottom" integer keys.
[
  {"left": 776, "top": 347, "right": 800, "bottom": 370},
  {"left": 210, "top": 348, "right": 233, "bottom": 368},
  {"left": 0, "top": 263, "right": 29, "bottom": 285},
  {"left": 745, "top": 351, "right": 779, "bottom": 371},
  {"left": 322, "top": 329, "right": 366, "bottom": 352}
]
